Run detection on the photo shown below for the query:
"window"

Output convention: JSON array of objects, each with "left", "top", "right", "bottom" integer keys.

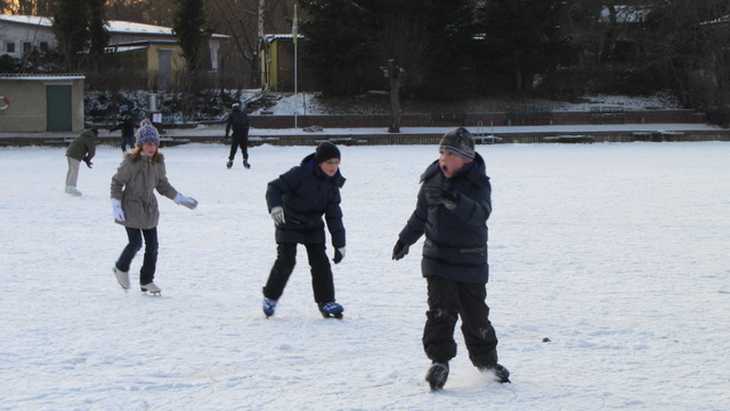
[
  {"left": 40, "top": 42, "right": 48, "bottom": 52},
  {"left": 23, "top": 42, "right": 32, "bottom": 53},
  {"left": 5, "top": 42, "right": 15, "bottom": 54}
]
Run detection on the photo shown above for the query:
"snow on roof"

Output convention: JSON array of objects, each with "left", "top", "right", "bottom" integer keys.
[
  {"left": 0, "top": 14, "right": 52, "bottom": 27},
  {"left": 0, "top": 14, "right": 229, "bottom": 38},
  {"left": 700, "top": 14, "right": 730, "bottom": 26},
  {"left": 599, "top": 5, "right": 652, "bottom": 24},
  {"left": 0, "top": 73, "right": 85, "bottom": 80},
  {"left": 264, "top": 34, "right": 305, "bottom": 43},
  {"left": 104, "top": 45, "right": 148, "bottom": 54}
]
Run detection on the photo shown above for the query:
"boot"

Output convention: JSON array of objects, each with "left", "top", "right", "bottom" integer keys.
[
  {"left": 226, "top": 159, "right": 233, "bottom": 169},
  {"left": 479, "top": 363, "right": 511, "bottom": 383},
  {"left": 243, "top": 159, "right": 251, "bottom": 169},
  {"left": 425, "top": 362, "right": 449, "bottom": 391}
]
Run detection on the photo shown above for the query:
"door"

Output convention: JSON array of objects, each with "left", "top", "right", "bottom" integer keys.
[
  {"left": 46, "top": 85, "right": 72, "bottom": 132},
  {"left": 158, "top": 49, "right": 172, "bottom": 90}
]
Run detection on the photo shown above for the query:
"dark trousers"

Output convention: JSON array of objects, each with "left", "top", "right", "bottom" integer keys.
[
  {"left": 263, "top": 242, "right": 335, "bottom": 304},
  {"left": 228, "top": 130, "right": 249, "bottom": 161},
  {"left": 121, "top": 134, "right": 135, "bottom": 152},
  {"left": 422, "top": 276, "right": 499, "bottom": 367},
  {"left": 115, "top": 227, "right": 159, "bottom": 285}
]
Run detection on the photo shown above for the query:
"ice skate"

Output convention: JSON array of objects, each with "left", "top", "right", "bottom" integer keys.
[
  {"left": 112, "top": 266, "right": 130, "bottom": 290},
  {"left": 65, "top": 185, "right": 82, "bottom": 196},
  {"left": 140, "top": 282, "right": 161, "bottom": 295},
  {"left": 263, "top": 297, "right": 277, "bottom": 318},
  {"left": 243, "top": 159, "right": 251, "bottom": 169},
  {"left": 425, "top": 362, "right": 449, "bottom": 391},
  {"left": 226, "top": 159, "right": 233, "bottom": 169},
  {"left": 479, "top": 363, "right": 511, "bottom": 383},
  {"left": 318, "top": 302, "right": 344, "bottom": 319}
]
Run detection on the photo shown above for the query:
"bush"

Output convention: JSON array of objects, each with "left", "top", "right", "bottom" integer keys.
[{"left": 0, "top": 54, "right": 19, "bottom": 72}]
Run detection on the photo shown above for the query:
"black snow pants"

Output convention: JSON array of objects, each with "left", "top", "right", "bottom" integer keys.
[
  {"left": 422, "top": 276, "right": 499, "bottom": 367},
  {"left": 263, "top": 242, "right": 335, "bottom": 304},
  {"left": 228, "top": 130, "right": 249, "bottom": 162},
  {"left": 121, "top": 133, "right": 135, "bottom": 152}
]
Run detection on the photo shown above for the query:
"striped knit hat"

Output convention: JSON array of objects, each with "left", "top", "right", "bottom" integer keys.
[{"left": 439, "top": 127, "right": 475, "bottom": 160}]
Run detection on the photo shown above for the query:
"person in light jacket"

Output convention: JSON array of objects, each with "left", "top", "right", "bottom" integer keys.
[{"left": 110, "top": 120, "right": 198, "bottom": 295}]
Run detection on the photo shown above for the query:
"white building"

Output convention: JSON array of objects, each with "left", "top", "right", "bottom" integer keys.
[{"left": 0, "top": 14, "right": 227, "bottom": 72}]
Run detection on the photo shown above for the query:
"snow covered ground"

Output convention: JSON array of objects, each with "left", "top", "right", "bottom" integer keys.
[
  {"left": 253, "top": 92, "right": 681, "bottom": 115},
  {"left": 2, "top": 142, "right": 730, "bottom": 410}
]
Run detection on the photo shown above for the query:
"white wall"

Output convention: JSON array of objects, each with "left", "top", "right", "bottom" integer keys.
[{"left": 0, "top": 22, "right": 57, "bottom": 59}]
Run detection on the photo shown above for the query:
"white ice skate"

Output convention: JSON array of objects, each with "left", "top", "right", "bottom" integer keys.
[
  {"left": 140, "top": 282, "right": 161, "bottom": 295},
  {"left": 113, "top": 266, "right": 130, "bottom": 290},
  {"left": 65, "top": 186, "right": 82, "bottom": 196}
]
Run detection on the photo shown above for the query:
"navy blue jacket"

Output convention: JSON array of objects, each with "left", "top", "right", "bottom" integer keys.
[
  {"left": 399, "top": 153, "right": 492, "bottom": 283},
  {"left": 266, "top": 154, "right": 346, "bottom": 247}
]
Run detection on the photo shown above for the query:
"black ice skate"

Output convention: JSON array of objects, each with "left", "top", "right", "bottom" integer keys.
[
  {"left": 243, "top": 159, "right": 251, "bottom": 169},
  {"left": 425, "top": 362, "right": 449, "bottom": 391},
  {"left": 226, "top": 159, "right": 233, "bottom": 169},
  {"left": 479, "top": 363, "right": 511, "bottom": 383}
]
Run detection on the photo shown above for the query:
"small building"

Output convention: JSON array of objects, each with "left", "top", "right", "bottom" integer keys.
[
  {"left": 261, "top": 34, "right": 306, "bottom": 92},
  {"left": 0, "top": 73, "right": 84, "bottom": 132},
  {"left": 104, "top": 40, "right": 187, "bottom": 90}
]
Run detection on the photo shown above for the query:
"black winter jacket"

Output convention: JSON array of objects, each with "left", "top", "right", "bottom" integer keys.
[
  {"left": 226, "top": 109, "right": 249, "bottom": 136},
  {"left": 110, "top": 117, "right": 135, "bottom": 138},
  {"left": 266, "top": 154, "right": 346, "bottom": 247},
  {"left": 399, "top": 153, "right": 492, "bottom": 283}
]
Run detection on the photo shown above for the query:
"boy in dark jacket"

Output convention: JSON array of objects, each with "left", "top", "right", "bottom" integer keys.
[
  {"left": 225, "top": 102, "right": 251, "bottom": 169},
  {"left": 392, "top": 127, "right": 510, "bottom": 390},
  {"left": 263, "top": 142, "right": 346, "bottom": 318},
  {"left": 110, "top": 113, "right": 136, "bottom": 152},
  {"left": 64, "top": 128, "right": 97, "bottom": 196}
]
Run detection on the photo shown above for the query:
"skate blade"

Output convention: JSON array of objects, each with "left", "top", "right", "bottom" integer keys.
[
  {"left": 141, "top": 290, "right": 161, "bottom": 296},
  {"left": 320, "top": 312, "right": 343, "bottom": 319}
]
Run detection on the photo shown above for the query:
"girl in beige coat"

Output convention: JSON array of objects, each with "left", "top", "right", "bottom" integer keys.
[{"left": 110, "top": 120, "right": 198, "bottom": 295}]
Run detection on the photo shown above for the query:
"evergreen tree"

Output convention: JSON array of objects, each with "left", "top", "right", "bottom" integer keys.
[
  {"left": 299, "top": 0, "right": 377, "bottom": 95},
  {"left": 52, "top": 0, "right": 90, "bottom": 70},
  {"left": 88, "top": 0, "right": 110, "bottom": 61},
  {"left": 475, "top": 0, "right": 567, "bottom": 92},
  {"left": 174, "top": 0, "right": 208, "bottom": 73},
  {"left": 300, "top": 0, "right": 475, "bottom": 97}
]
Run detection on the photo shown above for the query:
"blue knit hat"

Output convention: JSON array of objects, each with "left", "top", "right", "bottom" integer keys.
[{"left": 136, "top": 119, "right": 160, "bottom": 146}]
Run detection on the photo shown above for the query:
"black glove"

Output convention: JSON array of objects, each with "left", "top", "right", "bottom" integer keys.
[
  {"left": 82, "top": 156, "right": 93, "bottom": 168},
  {"left": 440, "top": 189, "right": 458, "bottom": 210},
  {"left": 423, "top": 186, "right": 458, "bottom": 210},
  {"left": 392, "top": 239, "right": 409, "bottom": 261},
  {"left": 333, "top": 247, "right": 345, "bottom": 264}
]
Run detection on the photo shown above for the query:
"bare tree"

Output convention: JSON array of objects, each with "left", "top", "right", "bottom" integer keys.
[{"left": 207, "top": 0, "right": 291, "bottom": 88}]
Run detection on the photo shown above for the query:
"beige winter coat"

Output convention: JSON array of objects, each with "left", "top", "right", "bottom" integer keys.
[{"left": 110, "top": 153, "right": 178, "bottom": 229}]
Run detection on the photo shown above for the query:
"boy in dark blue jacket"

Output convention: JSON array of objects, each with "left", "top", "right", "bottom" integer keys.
[
  {"left": 393, "top": 128, "right": 510, "bottom": 390},
  {"left": 263, "top": 142, "right": 346, "bottom": 318}
]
